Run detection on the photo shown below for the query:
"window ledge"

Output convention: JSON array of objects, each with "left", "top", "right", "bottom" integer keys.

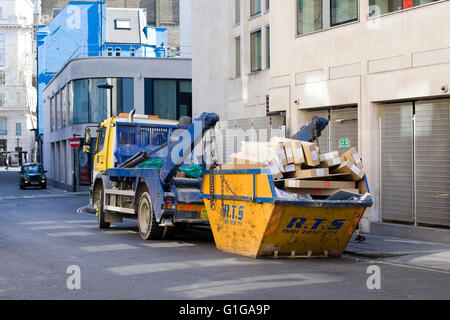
[
  {"left": 249, "top": 12, "right": 261, "bottom": 20},
  {"left": 296, "top": 19, "right": 359, "bottom": 38}
]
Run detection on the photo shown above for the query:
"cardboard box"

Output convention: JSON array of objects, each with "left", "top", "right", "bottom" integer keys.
[
  {"left": 341, "top": 147, "right": 363, "bottom": 169},
  {"left": 283, "top": 140, "right": 305, "bottom": 165},
  {"left": 319, "top": 151, "right": 339, "bottom": 162},
  {"left": 319, "top": 156, "right": 344, "bottom": 168},
  {"left": 301, "top": 141, "right": 320, "bottom": 167},
  {"left": 284, "top": 163, "right": 302, "bottom": 173},
  {"left": 286, "top": 188, "right": 360, "bottom": 196},
  {"left": 285, "top": 168, "right": 329, "bottom": 179},
  {"left": 335, "top": 160, "right": 365, "bottom": 181},
  {"left": 230, "top": 152, "right": 267, "bottom": 165},
  {"left": 284, "top": 179, "right": 356, "bottom": 190},
  {"left": 267, "top": 159, "right": 283, "bottom": 179},
  {"left": 221, "top": 163, "right": 266, "bottom": 170}
]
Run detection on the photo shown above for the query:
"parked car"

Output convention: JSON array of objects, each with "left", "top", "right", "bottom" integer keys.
[{"left": 19, "top": 163, "right": 47, "bottom": 189}]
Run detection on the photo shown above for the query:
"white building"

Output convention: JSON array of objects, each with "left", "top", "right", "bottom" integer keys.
[
  {"left": 0, "top": 0, "right": 36, "bottom": 165},
  {"left": 192, "top": 0, "right": 450, "bottom": 243}
]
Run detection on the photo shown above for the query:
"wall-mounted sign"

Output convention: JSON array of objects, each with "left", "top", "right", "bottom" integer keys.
[{"left": 339, "top": 138, "right": 349, "bottom": 149}]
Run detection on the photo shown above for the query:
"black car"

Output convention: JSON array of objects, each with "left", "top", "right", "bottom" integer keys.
[{"left": 19, "top": 163, "right": 47, "bottom": 189}]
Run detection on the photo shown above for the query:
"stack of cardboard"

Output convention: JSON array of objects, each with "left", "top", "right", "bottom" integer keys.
[{"left": 223, "top": 138, "right": 366, "bottom": 198}]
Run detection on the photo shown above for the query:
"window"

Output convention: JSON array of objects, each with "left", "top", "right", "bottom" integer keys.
[
  {"left": 266, "top": 26, "right": 270, "bottom": 69},
  {"left": 52, "top": 9, "right": 62, "bottom": 19},
  {"left": 115, "top": 47, "right": 121, "bottom": 57},
  {"left": 297, "top": 0, "right": 358, "bottom": 35},
  {"left": 114, "top": 19, "right": 131, "bottom": 29},
  {"left": 0, "top": 70, "right": 5, "bottom": 85},
  {"left": 50, "top": 96, "right": 54, "bottom": 131},
  {"left": 130, "top": 47, "right": 135, "bottom": 57},
  {"left": 107, "top": 47, "right": 113, "bottom": 56},
  {"left": 0, "top": 8, "right": 3, "bottom": 19},
  {"left": 331, "top": 0, "right": 358, "bottom": 26},
  {"left": 72, "top": 80, "right": 89, "bottom": 124},
  {"left": 369, "top": 0, "right": 440, "bottom": 17},
  {"left": 0, "top": 93, "right": 4, "bottom": 106},
  {"left": 235, "top": 0, "right": 240, "bottom": 24},
  {"left": 15, "top": 123, "right": 21, "bottom": 136},
  {"left": 62, "top": 86, "right": 67, "bottom": 127},
  {"left": 266, "top": 0, "right": 270, "bottom": 11},
  {"left": 89, "top": 78, "right": 108, "bottom": 123},
  {"left": 250, "top": 30, "right": 262, "bottom": 72},
  {"left": 0, "top": 34, "right": 4, "bottom": 68},
  {"left": 235, "top": 37, "right": 241, "bottom": 77},
  {"left": 0, "top": 117, "right": 6, "bottom": 135},
  {"left": 55, "top": 92, "right": 60, "bottom": 130},
  {"left": 250, "top": 0, "right": 261, "bottom": 17},
  {"left": 95, "top": 127, "right": 106, "bottom": 154},
  {"left": 297, "top": 0, "right": 323, "bottom": 35},
  {"left": 144, "top": 79, "right": 192, "bottom": 120}
]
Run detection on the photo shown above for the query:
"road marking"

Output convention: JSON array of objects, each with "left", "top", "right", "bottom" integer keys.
[
  {"left": 107, "top": 258, "right": 264, "bottom": 276},
  {"left": 29, "top": 225, "right": 74, "bottom": 230},
  {"left": 80, "top": 244, "right": 139, "bottom": 252},
  {"left": 168, "top": 273, "right": 340, "bottom": 298},
  {"left": 64, "top": 220, "right": 96, "bottom": 224},
  {"left": 140, "top": 242, "right": 196, "bottom": 248},
  {"left": 18, "top": 221, "right": 58, "bottom": 225},
  {"left": 46, "top": 231, "right": 93, "bottom": 237},
  {"left": 101, "top": 230, "right": 138, "bottom": 235}
]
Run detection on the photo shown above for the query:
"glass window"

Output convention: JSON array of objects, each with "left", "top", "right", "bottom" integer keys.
[
  {"left": 0, "top": 93, "right": 4, "bottom": 106},
  {"left": 107, "top": 47, "right": 113, "bottom": 56},
  {"left": 0, "top": 117, "right": 6, "bottom": 135},
  {"left": 0, "top": 70, "right": 5, "bottom": 85},
  {"left": 368, "top": 0, "right": 439, "bottom": 17},
  {"left": 266, "top": 26, "right": 270, "bottom": 69},
  {"left": 0, "top": 48, "right": 4, "bottom": 67},
  {"left": 250, "top": 0, "right": 261, "bottom": 16},
  {"left": 266, "top": 0, "right": 270, "bottom": 11},
  {"left": 153, "top": 80, "right": 177, "bottom": 120},
  {"left": 235, "top": 0, "right": 240, "bottom": 24},
  {"left": 95, "top": 127, "right": 106, "bottom": 154},
  {"left": 72, "top": 79, "right": 89, "bottom": 124},
  {"left": 235, "top": 37, "right": 241, "bottom": 77},
  {"left": 115, "top": 19, "right": 131, "bottom": 29},
  {"left": 113, "top": 78, "right": 134, "bottom": 114},
  {"left": 89, "top": 78, "right": 108, "bottom": 123},
  {"left": 50, "top": 96, "right": 54, "bottom": 131},
  {"left": 331, "top": 0, "right": 358, "bottom": 26},
  {"left": 55, "top": 92, "right": 60, "bottom": 130},
  {"left": 0, "top": 8, "right": 3, "bottom": 19},
  {"left": 251, "top": 30, "right": 262, "bottom": 72},
  {"left": 115, "top": 47, "right": 121, "bottom": 56},
  {"left": 15, "top": 123, "right": 21, "bottom": 136},
  {"left": 297, "top": 0, "right": 323, "bottom": 35},
  {"left": 62, "top": 86, "right": 67, "bottom": 127}
]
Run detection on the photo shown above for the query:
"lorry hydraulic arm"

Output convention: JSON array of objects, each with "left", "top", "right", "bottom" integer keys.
[{"left": 160, "top": 112, "right": 220, "bottom": 185}]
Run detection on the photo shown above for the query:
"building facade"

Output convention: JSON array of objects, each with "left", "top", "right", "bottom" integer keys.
[
  {"left": 42, "top": 57, "right": 191, "bottom": 190},
  {"left": 0, "top": 0, "right": 37, "bottom": 165},
  {"left": 192, "top": 0, "right": 450, "bottom": 242},
  {"left": 39, "top": 0, "right": 180, "bottom": 53}
]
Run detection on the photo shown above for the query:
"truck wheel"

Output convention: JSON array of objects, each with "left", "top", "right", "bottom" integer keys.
[
  {"left": 96, "top": 187, "right": 110, "bottom": 229},
  {"left": 138, "top": 192, "right": 163, "bottom": 240}
]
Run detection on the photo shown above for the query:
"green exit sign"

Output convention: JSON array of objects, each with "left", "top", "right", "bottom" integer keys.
[{"left": 339, "top": 138, "right": 349, "bottom": 148}]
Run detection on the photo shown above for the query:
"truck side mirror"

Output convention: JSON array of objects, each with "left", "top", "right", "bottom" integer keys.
[{"left": 84, "top": 128, "right": 91, "bottom": 151}]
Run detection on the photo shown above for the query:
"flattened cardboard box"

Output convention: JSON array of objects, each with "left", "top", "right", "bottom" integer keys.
[
  {"left": 319, "top": 151, "right": 339, "bottom": 162},
  {"left": 300, "top": 141, "right": 320, "bottom": 167},
  {"left": 286, "top": 188, "right": 360, "bottom": 196},
  {"left": 335, "top": 160, "right": 365, "bottom": 181},
  {"left": 284, "top": 163, "right": 302, "bottom": 173},
  {"left": 230, "top": 153, "right": 267, "bottom": 165},
  {"left": 284, "top": 179, "right": 355, "bottom": 190},
  {"left": 318, "top": 156, "right": 344, "bottom": 168},
  {"left": 272, "top": 143, "right": 287, "bottom": 166},
  {"left": 285, "top": 167, "right": 329, "bottom": 179},
  {"left": 341, "top": 147, "right": 363, "bottom": 169}
]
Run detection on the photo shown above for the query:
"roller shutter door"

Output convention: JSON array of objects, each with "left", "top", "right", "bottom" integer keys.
[
  {"left": 330, "top": 108, "right": 358, "bottom": 153},
  {"left": 415, "top": 100, "right": 450, "bottom": 226},
  {"left": 380, "top": 103, "right": 414, "bottom": 223}
]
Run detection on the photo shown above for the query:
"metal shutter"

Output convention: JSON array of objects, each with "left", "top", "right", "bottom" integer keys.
[
  {"left": 380, "top": 103, "right": 414, "bottom": 223},
  {"left": 303, "top": 109, "right": 330, "bottom": 153},
  {"left": 415, "top": 99, "right": 450, "bottom": 226},
  {"left": 330, "top": 108, "right": 358, "bottom": 153}
]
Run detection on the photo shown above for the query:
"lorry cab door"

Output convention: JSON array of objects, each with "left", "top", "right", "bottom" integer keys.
[{"left": 93, "top": 126, "right": 107, "bottom": 178}]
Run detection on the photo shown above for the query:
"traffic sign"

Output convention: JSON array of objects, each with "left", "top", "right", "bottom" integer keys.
[{"left": 69, "top": 137, "right": 81, "bottom": 149}]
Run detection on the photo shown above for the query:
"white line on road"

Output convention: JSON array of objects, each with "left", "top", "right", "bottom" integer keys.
[
  {"left": 140, "top": 242, "right": 196, "bottom": 248},
  {"left": 18, "top": 221, "right": 58, "bottom": 225},
  {"left": 168, "top": 273, "right": 340, "bottom": 298},
  {"left": 29, "top": 225, "right": 75, "bottom": 230},
  {"left": 80, "top": 244, "right": 139, "bottom": 252},
  {"left": 107, "top": 258, "right": 268, "bottom": 276},
  {"left": 64, "top": 220, "right": 96, "bottom": 224},
  {"left": 102, "top": 230, "right": 138, "bottom": 235},
  {"left": 46, "top": 231, "right": 94, "bottom": 237}
]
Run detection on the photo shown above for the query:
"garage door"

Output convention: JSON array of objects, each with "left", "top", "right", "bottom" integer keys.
[
  {"left": 380, "top": 99, "right": 450, "bottom": 227},
  {"left": 303, "top": 107, "right": 358, "bottom": 154}
]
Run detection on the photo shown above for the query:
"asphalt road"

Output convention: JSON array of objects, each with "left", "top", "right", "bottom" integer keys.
[{"left": 0, "top": 170, "right": 449, "bottom": 300}]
